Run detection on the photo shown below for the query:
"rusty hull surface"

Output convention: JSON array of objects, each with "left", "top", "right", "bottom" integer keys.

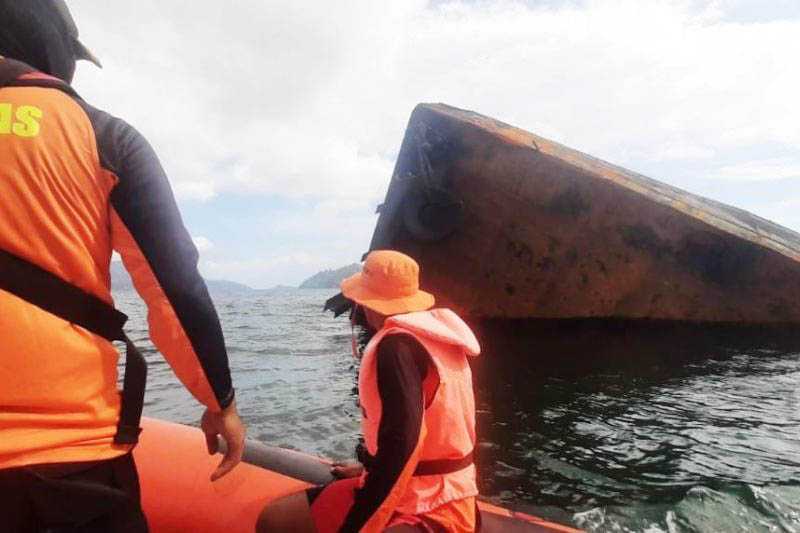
[{"left": 369, "top": 103, "right": 800, "bottom": 324}]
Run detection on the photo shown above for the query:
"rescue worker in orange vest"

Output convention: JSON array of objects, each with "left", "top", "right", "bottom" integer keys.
[
  {"left": 0, "top": 1, "right": 245, "bottom": 531},
  {"left": 258, "top": 250, "right": 480, "bottom": 533}
]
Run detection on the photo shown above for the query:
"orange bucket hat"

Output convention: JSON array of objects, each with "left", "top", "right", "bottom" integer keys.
[{"left": 341, "top": 250, "right": 435, "bottom": 315}]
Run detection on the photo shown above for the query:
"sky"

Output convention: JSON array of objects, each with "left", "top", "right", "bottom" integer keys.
[{"left": 69, "top": 0, "right": 800, "bottom": 288}]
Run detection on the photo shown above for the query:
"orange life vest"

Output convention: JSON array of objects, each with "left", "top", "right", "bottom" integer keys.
[
  {"left": 0, "top": 58, "right": 232, "bottom": 470},
  {"left": 359, "top": 308, "right": 481, "bottom": 514}
]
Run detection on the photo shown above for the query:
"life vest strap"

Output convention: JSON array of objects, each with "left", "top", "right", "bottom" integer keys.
[
  {"left": 413, "top": 450, "right": 474, "bottom": 476},
  {"left": 356, "top": 442, "right": 475, "bottom": 476},
  {"left": 0, "top": 248, "right": 147, "bottom": 445}
]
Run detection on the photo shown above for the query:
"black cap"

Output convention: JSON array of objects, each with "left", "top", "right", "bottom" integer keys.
[
  {"left": 51, "top": 0, "right": 101, "bottom": 67},
  {"left": 0, "top": 0, "right": 100, "bottom": 81}
]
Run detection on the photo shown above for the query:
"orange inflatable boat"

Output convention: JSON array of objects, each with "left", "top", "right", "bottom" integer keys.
[{"left": 133, "top": 418, "right": 581, "bottom": 532}]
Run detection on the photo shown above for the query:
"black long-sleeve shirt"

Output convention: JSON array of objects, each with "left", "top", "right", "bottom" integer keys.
[{"left": 340, "top": 333, "right": 433, "bottom": 532}]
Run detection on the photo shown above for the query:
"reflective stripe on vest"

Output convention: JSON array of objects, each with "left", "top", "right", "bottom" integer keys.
[{"left": 359, "top": 309, "right": 480, "bottom": 514}]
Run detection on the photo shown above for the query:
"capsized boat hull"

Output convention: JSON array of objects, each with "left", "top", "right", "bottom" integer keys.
[
  {"left": 368, "top": 104, "right": 800, "bottom": 324},
  {"left": 133, "top": 418, "right": 580, "bottom": 532}
]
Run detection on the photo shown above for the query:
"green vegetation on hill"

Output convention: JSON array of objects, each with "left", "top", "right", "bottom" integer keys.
[{"left": 299, "top": 263, "right": 361, "bottom": 289}]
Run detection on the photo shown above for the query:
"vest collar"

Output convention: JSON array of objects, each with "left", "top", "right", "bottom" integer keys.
[
  {"left": 0, "top": 57, "right": 34, "bottom": 87},
  {"left": 384, "top": 308, "right": 480, "bottom": 357},
  {"left": 0, "top": 57, "right": 78, "bottom": 97}
]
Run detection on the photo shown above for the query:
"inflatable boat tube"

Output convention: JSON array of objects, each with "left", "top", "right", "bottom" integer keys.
[{"left": 133, "top": 418, "right": 581, "bottom": 532}]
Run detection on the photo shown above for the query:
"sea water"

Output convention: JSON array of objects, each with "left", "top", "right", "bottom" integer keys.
[{"left": 114, "top": 289, "right": 800, "bottom": 532}]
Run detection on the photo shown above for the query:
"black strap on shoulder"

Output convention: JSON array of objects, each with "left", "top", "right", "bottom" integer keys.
[
  {"left": 0, "top": 249, "right": 147, "bottom": 445},
  {"left": 0, "top": 250, "right": 128, "bottom": 340}
]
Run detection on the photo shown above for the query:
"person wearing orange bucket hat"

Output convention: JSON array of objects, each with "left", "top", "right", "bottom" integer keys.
[
  {"left": 340, "top": 250, "right": 436, "bottom": 316},
  {"left": 259, "top": 250, "right": 481, "bottom": 533}
]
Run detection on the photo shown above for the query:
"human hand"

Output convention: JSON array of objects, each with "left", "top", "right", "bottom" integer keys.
[
  {"left": 331, "top": 461, "right": 364, "bottom": 479},
  {"left": 201, "top": 399, "right": 246, "bottom": 481}
]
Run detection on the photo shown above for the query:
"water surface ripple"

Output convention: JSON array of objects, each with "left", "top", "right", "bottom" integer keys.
[{"left": 115, "top": 290, "right": 800, "bottom": 532}]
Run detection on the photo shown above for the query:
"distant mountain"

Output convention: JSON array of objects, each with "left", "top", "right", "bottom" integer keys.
[
  {"left": 111, "top": 262, "right": 261, "bottom": 296},
  {"left": 203, "top": 279, "right": 259, "bottom": 296},
  {"left": 111, "top": 261, "right": 360, "bottom": 295},
  {"left": 299, "top": 263, "right": 361, "bottom": 289},
  {"left": 259, "top": 285, "right": 297, "bottom": 295}
]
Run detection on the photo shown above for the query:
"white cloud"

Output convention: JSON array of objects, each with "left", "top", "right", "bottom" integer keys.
[
  {"left": 645, "top": 142, "right": 717, "bottom": 163},
  {"left": 747, "top": 196, "right": 800, "bottom": 235},
  {"left": 772, "top": 197, "right": 800, "bottom": 212},
  {"left": 198, "top": 203, "right": 378, "bottom": 287},
  {"left": 202, "top": 254, "right": 317, "bottom": 280},
  {"left": 70, "top": 1, "right": 414, "bottom": 205},
  {"left": 70, "top": 1, "right": 800, "bottom": 196},
  {"left": 201, "top": 250, "right": 356, "bottom": 288},
  {"left": 714, "top": 158, "right": 800, "bottom": 182},
  {"left": 191, "top": 236, "right": 214, "bottom": 253},
  {"left": 65, "top": 0, "right": 800, "bottom": 283}
]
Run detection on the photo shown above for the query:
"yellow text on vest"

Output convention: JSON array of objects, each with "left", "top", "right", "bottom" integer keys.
[{"left": 0, "top": 103, "right": 43, "bottom": 137}]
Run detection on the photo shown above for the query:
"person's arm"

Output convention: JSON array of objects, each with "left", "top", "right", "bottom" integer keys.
[
  {"left": 340, "top": 334, "right": 430, "bottom": 533},
  {"left": 82, "top": 104, "right": 244, "bottom": 480}
]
